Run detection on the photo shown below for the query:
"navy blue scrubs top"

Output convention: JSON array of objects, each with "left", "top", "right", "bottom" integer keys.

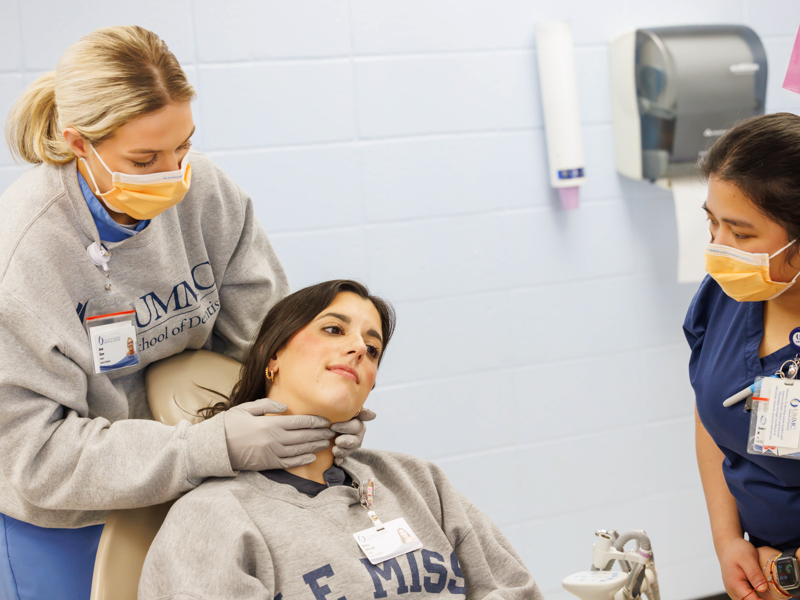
[{"left": 685, "top": 276, "right": 800, "bottom": 547}]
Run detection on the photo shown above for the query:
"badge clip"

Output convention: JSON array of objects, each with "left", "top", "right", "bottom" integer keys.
[
  {"left": 360, "top": 478, "right": 384, "bottom": 531},
  {"left": 87, "top": 242, "right": 112, "bottom": 277}
]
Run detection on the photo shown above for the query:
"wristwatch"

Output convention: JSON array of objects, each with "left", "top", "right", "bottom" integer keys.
[{"left": 776, "top": 548, "right": 800, "bottom": 595}]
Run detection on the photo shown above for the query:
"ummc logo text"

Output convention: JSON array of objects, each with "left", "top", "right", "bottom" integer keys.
[
  {"left": 76, "top": 261, "right": 220, "bottom": 354},
  {"left": 135, "top": 261, "right": 216, "bottom": 329}
]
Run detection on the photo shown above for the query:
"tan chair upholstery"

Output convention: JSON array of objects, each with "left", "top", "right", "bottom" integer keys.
[
  {"left": 144, "top": 349, "right": 242, "bottom": 426},
  {"left": 90, "top": 350, "right": 242, "bottom": 600}
]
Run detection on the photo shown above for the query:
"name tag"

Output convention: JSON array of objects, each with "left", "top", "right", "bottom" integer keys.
[
  {"left": 353, "top": 518, "right": 423, "bottom": 565},
  {"left": 84, "top": 292, "right": 140, "bottom": 375},
  {"left": 750, "top": 376, "right": 800, "bottom": 458},
  {"left": 88, "top": 321, "right": 139, "bottom": 374}
]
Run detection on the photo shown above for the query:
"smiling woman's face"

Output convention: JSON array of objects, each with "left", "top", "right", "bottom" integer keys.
[{"left": 266, "top": 292, "right": 384, "bottom": 423}]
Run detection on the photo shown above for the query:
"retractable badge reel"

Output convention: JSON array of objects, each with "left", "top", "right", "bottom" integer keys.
[
  {"left": 352, "top": 478, "right": 422, "bottom": 565},
  {"left": 83, "top": 242, "right": 140, "bottom": 375},
  {"left": 747, "top": 328, "right": 800, "bottom": 459}
]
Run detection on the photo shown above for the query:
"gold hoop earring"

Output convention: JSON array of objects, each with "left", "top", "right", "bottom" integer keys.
[{"left": 266, "top": 368, "right": 275, "bottom": 382}]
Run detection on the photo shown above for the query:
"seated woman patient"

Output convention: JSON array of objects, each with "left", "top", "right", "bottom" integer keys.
[{"left": 139, "top": 280, "right": 541, "bottom": 600}]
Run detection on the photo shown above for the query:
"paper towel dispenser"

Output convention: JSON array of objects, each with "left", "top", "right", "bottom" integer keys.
[{"left": 610, "top": 25, "right": 767, "bottom": 181}]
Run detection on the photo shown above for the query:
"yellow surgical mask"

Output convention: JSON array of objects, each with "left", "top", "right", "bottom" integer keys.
[
  {"left": 705, "top": 240, "right": 800, "bottom": 302},
  {"left": 80, "top": 145, "right": 192, "bottom": 221}
]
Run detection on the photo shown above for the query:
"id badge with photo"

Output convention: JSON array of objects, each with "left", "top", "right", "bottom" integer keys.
[
  {"left": 83, "top": 292, "right": 140, "bottom": 375},
  {"left": 353, "top": 517, "right": 423, "bottom": 565},
  {"left": 748, "top": 376, "right": 800, "bottom": 459}
]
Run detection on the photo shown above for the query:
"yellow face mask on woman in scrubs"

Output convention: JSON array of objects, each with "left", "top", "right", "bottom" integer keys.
[
  {"left": 705, "top": 239, "right": 800, "bottom": 302},
  {"left": 80, "top": 145, "right": 192, "bottom": 221}
]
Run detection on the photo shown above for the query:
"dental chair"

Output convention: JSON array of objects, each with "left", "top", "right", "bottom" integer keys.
[{"left": 89, "top": 350, "right": 242, "bottom": 600}]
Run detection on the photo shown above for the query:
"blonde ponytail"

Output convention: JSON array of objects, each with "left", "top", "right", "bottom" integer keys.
[
  {"left": 5, "top": 72, "right": 73, "bottom": 165},
  {"left": 4, "top": 26, "right": 195, "bottom": 166}
]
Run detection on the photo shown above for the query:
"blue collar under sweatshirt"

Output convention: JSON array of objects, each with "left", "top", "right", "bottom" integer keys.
[{"left": 77, "top": 170, "right": 149, "bottom": 242}]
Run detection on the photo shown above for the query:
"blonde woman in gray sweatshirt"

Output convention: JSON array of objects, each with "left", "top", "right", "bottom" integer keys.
[
  {"left": 0, "top": 27, "right": 370, "bottom": 600},
  {"left": 139, "top": 280, "right": 542, "bottom": 600}
]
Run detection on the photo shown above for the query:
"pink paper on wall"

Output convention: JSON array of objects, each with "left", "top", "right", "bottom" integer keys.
[{"left": 783, "top": 23, "right": 800, "bottom": 94}]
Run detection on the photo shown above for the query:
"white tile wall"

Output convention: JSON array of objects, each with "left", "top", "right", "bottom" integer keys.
[
  {"left": 212, "top": 145, "right": 364, "bottom": 232},
  {"left": 0, "top": 1, "right": 21, "bottom": 73},
  {"left": 198, "top": 61, "right": 356, "bottom": 150},
  {"left": 360, "top": 131, "right": 552, "bottom": 219},
  {"left": 4, "top": 1, "right": 800, "bottom": 598},
  {"left": 746, "top": 0, "right": 800, "bottom": 38},
  {"left": 193, "top": 0, "right": 351, "bottom": 61},
  {"left": 17, "top": 0, "right": 196, "bottom": 69},
  {"left": 355, "top": 51, "right": 541, "bottom": 139},
  {"left": 350, "top": 1, "right": 505, "bottom": 55},
  {"left": 0, "top": 74, "right": 25, "bottom": 167},
  {"left": 269, "top": 226, "right": 369, "bottom": 290}
]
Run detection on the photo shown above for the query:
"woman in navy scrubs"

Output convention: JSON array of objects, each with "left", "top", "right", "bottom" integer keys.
[{"left": 688, "top": 113, "right": 800, "bottom": 600}]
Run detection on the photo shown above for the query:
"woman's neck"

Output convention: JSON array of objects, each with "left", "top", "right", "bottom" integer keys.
[
  {"left": 267, "top": 386, "right": 337, "bottom": 484},
  {"left": 760, "top": 284, "right": 800, "bottom": 357},
  {"left": 767, "top": 282, "right": 800, "bottom": 316},
  {"left": 285, "top": 445, "right": 335, "bottom": 485}
]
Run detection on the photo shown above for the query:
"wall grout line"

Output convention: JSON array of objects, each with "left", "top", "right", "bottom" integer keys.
[
  {"left": 264, "top": 196, "right": 626, "bottom": 236},
  {"left": 197, "top": 55, "right": 353, "bottom": 69},
  {"left": 430, "top": 414, "right": 694, "bottom": 464},
  {"left": 200, "top": 120, "right": 617, "bottom": 155},
  {"left": 16, "top": 0, "right": 25, "bottom": 80},
  {"left": 369, "top": 272, "right": 640, "bottom": 306},
  {"left": 188, "top": 0, "right": 204, "bottom": 139},
  {"left": 192, "top": 43, "right": 618, "bottom": 67},
  {"left": 344, "top": 0, "right": 373, "bottom": 265},
  {"left": 200, "top": 126, "right": 545, "bottom": 155},
  {"left": 496, "top": 485, "right": 704, "bottom": 531},
  {"left": 354, "top": 47, "right": 535, "bottom": 61},
  {"left": 372, "top": 342, "right": 689, "bottom": 393}
]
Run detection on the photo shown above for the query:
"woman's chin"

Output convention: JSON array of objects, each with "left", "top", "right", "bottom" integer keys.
[
  {"left": 326, "top": 406, "right": 362, "bottom": 424},
  {"left": 320, "top": 396, "right": 364, "bottom": 424},
  {"left": 277, "top": 383, "right": 365, "bottom": 422}
]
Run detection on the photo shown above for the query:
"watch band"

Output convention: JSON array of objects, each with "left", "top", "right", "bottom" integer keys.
[{"left": 781, "top": 548, "right": 800, "bottom": 560}]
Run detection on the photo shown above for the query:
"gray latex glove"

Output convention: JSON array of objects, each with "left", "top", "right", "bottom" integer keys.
[
  {"left": 330, "top": 408, "right": 376, "bottom": 466},
  {"left": 223, "top": 398, "right": 334, "bottom": 471}
]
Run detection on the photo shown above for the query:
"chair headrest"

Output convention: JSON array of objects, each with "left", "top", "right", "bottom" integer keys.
[{"left": 144, "top": 350, "right": 242, "bottom": 426}]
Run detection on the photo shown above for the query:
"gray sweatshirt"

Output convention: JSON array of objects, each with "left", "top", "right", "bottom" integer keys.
[
  {"left": 0, "top": 152, "right": 288, "bottom": 528},
  {"left": 139, "top": 450, "right": 543, "bottom": 600}
]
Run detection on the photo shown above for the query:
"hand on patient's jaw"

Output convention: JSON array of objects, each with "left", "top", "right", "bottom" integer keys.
[
  {"left": 330, "top": 408, "right": 376, "bottom": 466},
  {"left": 223, "top": 398, "right": 335, "bottom": 471}
]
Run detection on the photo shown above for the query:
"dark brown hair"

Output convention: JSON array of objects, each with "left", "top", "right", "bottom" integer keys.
[
  {"left": 699, "top": 112, "right": 800, "bottom": 259},
  {"left": 201, "top": 280, "right": 395, "bottom": 418}
]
